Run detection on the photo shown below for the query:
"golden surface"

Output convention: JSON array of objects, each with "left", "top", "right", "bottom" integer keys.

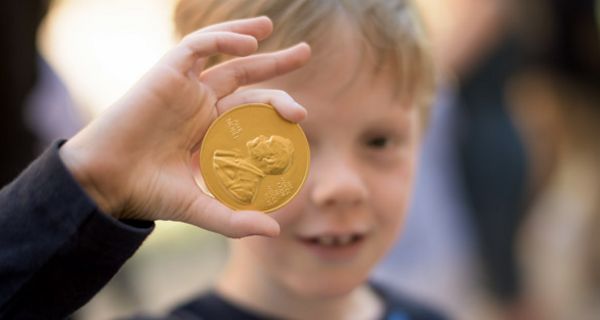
[{"left": 198, "top": 103, "right": 310, "bottom": 212}]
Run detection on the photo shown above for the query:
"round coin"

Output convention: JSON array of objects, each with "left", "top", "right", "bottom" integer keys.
[{"left": 198, "top": 103, "right": 310, "bottom": 212}]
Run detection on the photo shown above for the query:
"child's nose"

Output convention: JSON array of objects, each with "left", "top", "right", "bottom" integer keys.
[{"left": 309, "top": 157, "right": 368, "bottom": 210}]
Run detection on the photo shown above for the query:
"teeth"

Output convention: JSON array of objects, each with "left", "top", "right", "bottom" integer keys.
[
  {"left": 314, "top": 235, "right": 357, "bottom": 246},
  {"left": 318, "top": 236, "right": 335, "bottom": 246},
  {"left": 338, "top": 234, "right": 352, "bottom": 245}
]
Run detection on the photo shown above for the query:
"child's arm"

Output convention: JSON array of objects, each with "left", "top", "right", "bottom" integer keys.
[{"left": 60, "top": 16, "right": 310, "bottom": 238}]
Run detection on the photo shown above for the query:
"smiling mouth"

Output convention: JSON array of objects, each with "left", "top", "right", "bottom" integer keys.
[
  {"left": 301, "top": 234, "right": 365, "bottom": 247},
  {"left": 297, "top": 233, "right": 366, "bottom": 260}
]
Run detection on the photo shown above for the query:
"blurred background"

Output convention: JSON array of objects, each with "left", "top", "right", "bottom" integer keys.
[
  {"left": 2, "top": 0, "right": 228, "bottom": 319},
  {"left": 1, "top": 0, "right": 599, "bottom": 319}
]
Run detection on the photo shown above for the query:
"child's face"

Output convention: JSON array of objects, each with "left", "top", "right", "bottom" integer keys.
[{"left": 231, "top": 32, "right": 421, "bottom": 298}]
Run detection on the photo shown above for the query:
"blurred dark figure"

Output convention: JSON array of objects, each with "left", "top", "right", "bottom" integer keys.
[
  {"left": 509, "top": 0, "right": 600, "bottom": 319},
  {"left": 0, "top": 0, "right": 80, "bottom": 186},
  {"left": 455, "top": 17, "right": 528, "bottom": 311},
  {"left": 458, "top": 1, "right": 600, "bottom": 316},
  {"left": 0, "top": 0, "right": 50, "bottom": 186}
]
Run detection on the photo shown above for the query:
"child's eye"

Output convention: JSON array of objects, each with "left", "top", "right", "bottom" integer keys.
[
  {"left": 366, "top": 136, "right": 391, "bottom": 149},
  {"left": 360, "top": 128, "right": 409, "bottom": 165}
]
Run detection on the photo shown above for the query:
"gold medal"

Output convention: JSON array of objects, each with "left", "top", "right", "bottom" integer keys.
[{"left": 198, "top": 103, "right": 310, "bottom": 212}]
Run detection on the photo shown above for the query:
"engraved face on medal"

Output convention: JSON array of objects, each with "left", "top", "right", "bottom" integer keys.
[{"left": 198, "top": 103, "right": 310, "bottom": 212}]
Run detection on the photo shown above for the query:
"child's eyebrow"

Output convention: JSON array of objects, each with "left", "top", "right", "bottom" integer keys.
[{"left": 361, "top": 112, "right": 414, "bottom": 131}]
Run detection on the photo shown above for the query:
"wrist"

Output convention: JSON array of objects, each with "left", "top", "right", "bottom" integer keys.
[{"left": 59, "top": 140, "right": 121, "bottom": 217}]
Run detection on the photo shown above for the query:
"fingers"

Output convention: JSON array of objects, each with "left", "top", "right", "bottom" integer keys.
[
  {"left": 162, "top": 32, "right": 259, "bottom": 73},
  {"left": 160, "top": 17, "right": 274, "bottom": 73},
  {"left": 217, "top": 89, "right": 307, "bottom": 123},
  {"left": 200, "top": 16, "right": 273, "bottom": 41},
  {"left": 200, "top": 42, "right": 311, "bottom": 99},
  {"left": 186, "top": 197, "right": 281, "bottom": 238}
]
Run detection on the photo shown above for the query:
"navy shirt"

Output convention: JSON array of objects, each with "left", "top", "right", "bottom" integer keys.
[{"left": 132, "top": 283, "right": 446, "bottom": 320}]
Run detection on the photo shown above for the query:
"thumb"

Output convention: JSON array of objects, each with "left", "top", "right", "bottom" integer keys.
[{"left": 185, "top": 197, "right": 280, "bottom": 238}]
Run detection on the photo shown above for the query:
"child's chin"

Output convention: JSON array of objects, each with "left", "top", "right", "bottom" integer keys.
[{"left": 289, "top": 277, "right": 363, "bottom": 299}]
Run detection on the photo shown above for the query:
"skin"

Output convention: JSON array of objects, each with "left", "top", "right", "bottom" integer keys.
[{"left": 216, "top": 18, "right": 422, "bottom": 320}]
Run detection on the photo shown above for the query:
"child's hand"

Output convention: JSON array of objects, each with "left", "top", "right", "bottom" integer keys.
[{"left": 59, "top": 17, "right": 310, "bottom": 238}]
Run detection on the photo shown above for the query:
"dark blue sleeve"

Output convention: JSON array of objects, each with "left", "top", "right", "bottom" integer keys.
[{"left": 0, "top": 141, "right": 155, "bottom": 319}]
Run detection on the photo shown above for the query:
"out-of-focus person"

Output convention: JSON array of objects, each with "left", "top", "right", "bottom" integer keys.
[
  {"left": 510, "top": 0, "right": 600, "bottom": 319},
  {"left": 0, "top": 0, "right": 83, "bottom": 187},
  {"left": 0, "top": 0, "right": 48, "bottom": 186}
]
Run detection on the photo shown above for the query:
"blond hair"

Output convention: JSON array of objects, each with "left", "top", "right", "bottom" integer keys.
[{"left": 174, "top": 0, "right": 434, "bottom": 112}]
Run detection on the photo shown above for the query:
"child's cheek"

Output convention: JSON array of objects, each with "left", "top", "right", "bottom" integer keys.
[
  {"left": 270, "top": 186, "right": 308, "bottom": 227},
  {"left": 378, "top": 171, "right": 412, "bottom": 217}
]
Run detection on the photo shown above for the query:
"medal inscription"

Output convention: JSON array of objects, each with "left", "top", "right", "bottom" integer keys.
[{"left": 225, "top": 117, "right": 242, "bottom": 140}]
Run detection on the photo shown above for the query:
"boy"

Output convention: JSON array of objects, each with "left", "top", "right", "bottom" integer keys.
[{"left": 0, "top": 0, "right": 439, "bottom": 319}]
